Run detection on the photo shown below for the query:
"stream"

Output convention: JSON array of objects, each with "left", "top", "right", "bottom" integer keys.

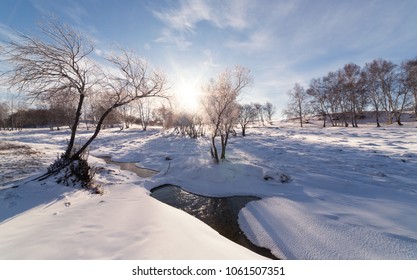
[
  {"left": 99, "top": 156, "right": 277, "bottom": 259},
  {"left": 99, "top": 156, "right": 158, "bottom": 178},
  {"left": 151, "top": 185, "right": 277, "bottom": 259}
]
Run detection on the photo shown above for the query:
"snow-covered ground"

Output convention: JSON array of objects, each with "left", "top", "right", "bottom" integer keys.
[{"left": 1, "top": 120, "right": 417, "bottom": 259}]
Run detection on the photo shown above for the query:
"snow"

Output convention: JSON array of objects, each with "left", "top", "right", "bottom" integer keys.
[{"left": 1, "top": 119, "right": 417, "bottom": 259}]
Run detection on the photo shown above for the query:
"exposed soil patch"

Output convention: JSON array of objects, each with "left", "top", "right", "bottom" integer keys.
[
  {"left": 0, "top": 141, "right": 45, "bottom": 186},
  {"left": 0, "top": 142, "right": 38, "bottom": 154}
]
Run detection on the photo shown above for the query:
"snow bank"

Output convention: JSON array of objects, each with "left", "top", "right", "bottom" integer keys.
[
  {"left": 0, "top": 178, "right": 264, "bottom": 259},
  {"left": 239, "top": 197, "right": 417, "bottom": 259}
]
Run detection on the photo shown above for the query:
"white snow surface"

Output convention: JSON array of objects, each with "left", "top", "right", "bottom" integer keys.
[{"left": 1, "top": 120, "right": 417, "bottom": 259}]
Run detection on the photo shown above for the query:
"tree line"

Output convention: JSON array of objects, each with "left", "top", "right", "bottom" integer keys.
[
  {"left": 0, "top": 97, "right": 166, "bottom": 131},
  {"left": 0, "top": 95, "right": 275, "bottom": 135},
  {"left": 284, "top": 58, "right": 417, "bottom": 127}
]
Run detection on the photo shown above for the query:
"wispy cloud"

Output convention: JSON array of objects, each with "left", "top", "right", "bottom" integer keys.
[
  {"left": 226, "top": 29, "right": 273, "bottom": 53},
  {"left": 152, "top": 0, "right": 254, "bottom": 49},
  {"left": 29, "top": 0, "right": 100, "bottom": 40},
  {"left": 153, "top": 0, "right": 255, "bottom": 31},
  {"left": 0, "top": 23, "right": 21, "bottom": 43},
  {"left": 30, "top": 0, "right": 88, "bottom": 26},
  {"left": 153, "top": 0, "right": 211, "bottom": 32},
  {"left": 154, "top": 29, "right": 192, "bottom": 49}
]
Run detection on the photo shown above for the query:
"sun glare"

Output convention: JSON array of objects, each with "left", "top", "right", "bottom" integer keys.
[{"left": 176, "top": 76, "right": 202, "bottom": 112}]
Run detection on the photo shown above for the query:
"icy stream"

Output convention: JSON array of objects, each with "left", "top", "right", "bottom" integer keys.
[{"left": 150, "top": 185, "right": 277, "bottom": 259}]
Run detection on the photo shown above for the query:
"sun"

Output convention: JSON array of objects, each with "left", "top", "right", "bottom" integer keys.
[{"left": 175, "top": 76, "right": 202, "bottom": 112}]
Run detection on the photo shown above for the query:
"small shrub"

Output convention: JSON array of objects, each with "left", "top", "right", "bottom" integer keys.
[{"left": 47, "top": 145, "right": 102, "bottom": 194}]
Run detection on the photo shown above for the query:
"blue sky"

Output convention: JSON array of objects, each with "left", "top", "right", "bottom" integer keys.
[{"left": 1, "top": 0, "right": 417, "bottom": 114}]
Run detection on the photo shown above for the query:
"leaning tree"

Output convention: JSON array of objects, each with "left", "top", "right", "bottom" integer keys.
[
  {"left": 71, "top": 49, "right": 168, "bottom": 160},
  {"left": 0, "top": 19, "right": 97, "bottom": 159}
]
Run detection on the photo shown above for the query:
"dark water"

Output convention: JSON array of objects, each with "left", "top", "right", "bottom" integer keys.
[{"left": 151, "top": 185, "right": 278, "bottom": 259}]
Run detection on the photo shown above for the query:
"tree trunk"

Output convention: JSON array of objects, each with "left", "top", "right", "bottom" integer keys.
[
  {"left": 64, "top": 94, "right": 85, "bottom": 159},
  {"left": 396, "top": 112, "right": 403, "bottom": 125},
  {"left": 241, "top": 125, "right": 246, "bottom": 136},
  {"left": 71, "top": 105, "right": 113, "bottom": 160},
  {"left": 220, "top": 133, "right": 229, "bottom": 160},
  {"left": 412, "top": 92, "right": 417, "bottom": 120},
  {"left": 211, "top": 136, "right": 219, "bottom": 163},
  {"left": 386, "top": 111, "right": 393, "bottom": 124},
  {"left": 375, "top": 108, "right": 381, "bottom": 127}
]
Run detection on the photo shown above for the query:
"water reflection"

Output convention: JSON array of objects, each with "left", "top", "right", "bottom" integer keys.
[
  {"left": 151, "top": 185, "right": 277, "bottom": 259},
  {"left": 98, "top": 156, "right": 158, "bottom": 178}
]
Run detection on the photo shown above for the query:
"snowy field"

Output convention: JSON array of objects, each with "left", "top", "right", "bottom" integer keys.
[{"left": 1, "top": 120, "right": 417, "bottom": 260}]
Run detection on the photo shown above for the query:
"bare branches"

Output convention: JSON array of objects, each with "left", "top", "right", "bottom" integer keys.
[
  {"left": 106, "top": 49, "right": 168, "bottom": 107},
  {"left": 201, "top": 65, "right": 253, "bottom": 163},
  {"left": 237, "top": 104, "right": 257, "bottom": 136},
  {"left": 1, "top": 19, "right": 95, "bottom": 99},
  {"left": 71, "top": 49, "right": 169, "bottom": 160},
  {"left": 284, "top": 83, "right": 314, "bottom": 128}
]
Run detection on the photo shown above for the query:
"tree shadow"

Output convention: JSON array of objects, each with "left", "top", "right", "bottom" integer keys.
[{"left": 0, "top": 176, "right": 75, "bottom": 224}]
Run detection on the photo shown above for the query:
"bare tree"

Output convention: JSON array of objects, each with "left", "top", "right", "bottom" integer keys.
[
  {"left": 307, "top": 77, "right": 330, "bottom": 127},
  {"left": 253, "top": 103, "right": 265, "bottom": 125},
  {"left": 324, "top": 71, "right": 345, "bottom": 126},
  {"left": 402, "top": 58, "right": 417, "bottom": 120},
  {"left": 136, "top": 97, "right": 153, "bottom": 131},
  {"left": 363, "top": 60, "right": 384, "bottom": 127},
  {"left": 339, "top": 63, "right": 365, "bottom": 128},
  {"left": 263, "top": 101, "right": 276, "bottom": 123},
  {"left": 237, "top": 103, "right": 257, "bottom": 136},
  {"left": 283, "top": 83, "right": 312, "bottom": 127},
  {"left": 116, "top": 103, "right": 136, "bottom": 130},
  {"left": 0, "top": 102, "right": 9, "bottom": 130},
  {"left": 367, "top": 59, "right": 412, "bottom": 126},
  {"left": 372, "top": 59, "right": 397, "bottom": 124},
  {"left": 394, "top": 62, "right": 413, "bottom": 125},
  {"left": 201, "top": 65, "right": 253, "bottom": 163}
]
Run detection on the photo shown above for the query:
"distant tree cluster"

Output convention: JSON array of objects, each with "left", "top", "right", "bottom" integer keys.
[
  {"left": 237, "top": 101, "right": 275, "bottom": 135},
  {"left": 284, "top": 58, "right": 417, "bottom": 127},
  {"left": 0, "top": 106, "right": 72, "bottom": 130}
]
